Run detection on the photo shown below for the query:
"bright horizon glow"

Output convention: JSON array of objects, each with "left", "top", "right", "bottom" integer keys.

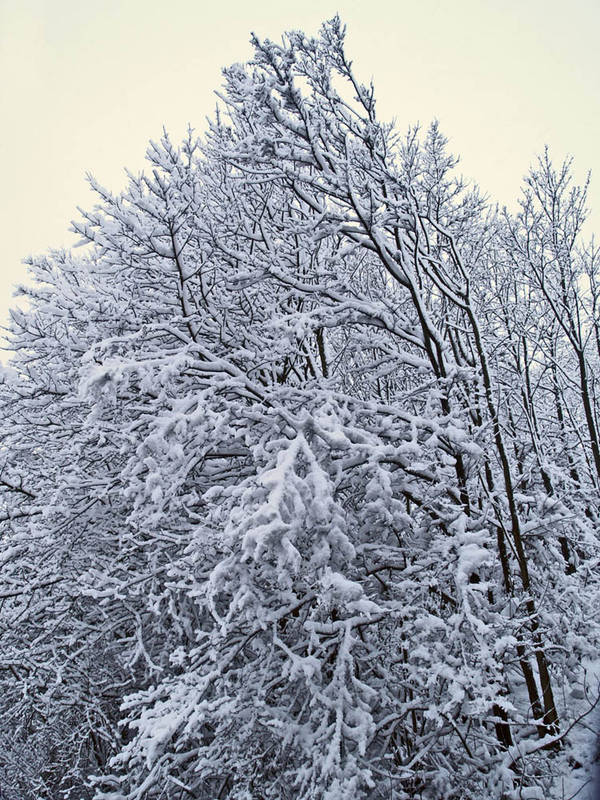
[{"left": 1, "top": 0, "right": 599, "bottom": 357}]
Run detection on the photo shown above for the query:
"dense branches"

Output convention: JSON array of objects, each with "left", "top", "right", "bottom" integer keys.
[{"left": 1, "top": 18, "right": 599, "bottom": 800}]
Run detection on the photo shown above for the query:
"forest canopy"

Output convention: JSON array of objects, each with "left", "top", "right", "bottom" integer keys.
[{"left": 0, "top": 17, "right": 599, "bottom": 800}]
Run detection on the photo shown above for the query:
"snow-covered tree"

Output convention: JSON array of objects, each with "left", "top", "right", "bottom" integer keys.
[{"left": 1, "top": 17, "right": 599, "bottom": 800}]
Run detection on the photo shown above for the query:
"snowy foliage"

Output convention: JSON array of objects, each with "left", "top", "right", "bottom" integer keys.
[{"left": 1, "top": 17, "right": 600, "bottom": 800}]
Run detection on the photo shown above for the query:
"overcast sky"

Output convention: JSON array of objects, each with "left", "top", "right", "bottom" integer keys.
[{"left": 1, "top": 0, "right": 599, "bottom": 355}]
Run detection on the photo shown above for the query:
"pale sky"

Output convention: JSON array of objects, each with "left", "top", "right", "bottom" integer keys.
[{"left": 1, "top": 0, "right": 599, "bottom": 356}]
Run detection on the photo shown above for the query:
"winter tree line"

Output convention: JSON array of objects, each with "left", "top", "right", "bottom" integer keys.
[{"left": 0, "top": 18, "right": 599, "bottom": 800}]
